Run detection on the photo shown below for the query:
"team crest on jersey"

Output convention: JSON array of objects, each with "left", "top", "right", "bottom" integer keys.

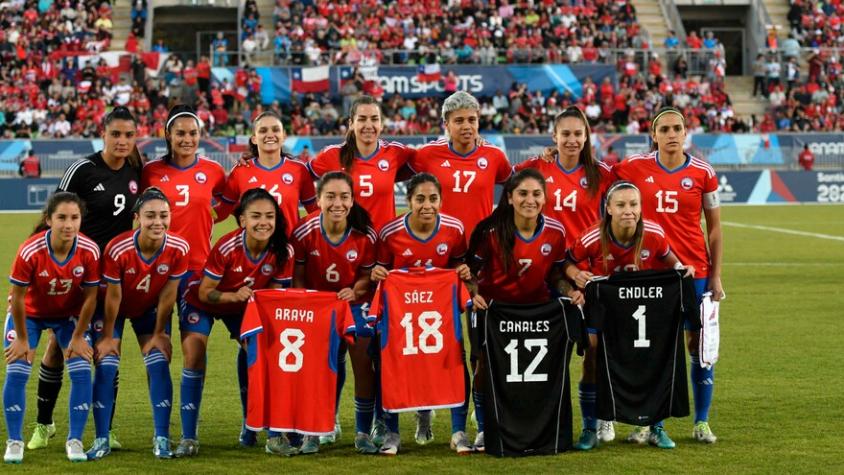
[
  {"left": 377, "top": 159, "right": 390, "bottom": 171},
  {"left": 580, "top": 177, "right": 589, "bottom": 189},
  {"left": 346, "top": 250, "right": 358, "bottom": 262},
  {"left": 282, "top": 173, "right": 294, "bottom": 185},
  {"left": 261, "top": 264, "right": 273, "bottom": 275},
  {"left": 73, "top": 266, "right": 84, "bottom": 277},
  {"left": 680, "top": 177, "right": 693, "bottom": 190},
  {"left": 436, "top": 243, "right": 449, "bottom": 256},
  {"left": 640, "top": 249, "right": 651, "bottom": 260},
  {"left": 187, "top": 312, "right": 200, "bottom": 324},
  {"left": 540, "top": 243, "right": 552, "bottom": 256},
  {"left": 195, "top": 172, "right": 207, "bottom": 184},
  {"left": 477, "top": 157, "right": 488, "bottom": 169},
  {"left": 129, "top": 180, "right": 138, "bottom": 194},
  {"left": 157, "top": 264, "right": 170, "bottom": 275},
  {"left": 5, "top": 329, "right": 16, "bottom": 342}
]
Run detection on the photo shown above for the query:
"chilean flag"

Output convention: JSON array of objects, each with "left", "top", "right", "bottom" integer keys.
[
  {"left": 291, "top": 66, "right": 330, "bottom": 93},
  {"left": 417, "top": 63, "right": 441, "bottom": 83}
]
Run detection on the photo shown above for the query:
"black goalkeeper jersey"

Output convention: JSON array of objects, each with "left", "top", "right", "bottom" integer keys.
[
  {"left": 586, "top": 270, "right": 698, "bottom": 426},
  {"left": 483, "top": 298, "right": 585, "bottom": 457},
  {"left": 57, "top": 152, "right": 141, "bottom": 251}
]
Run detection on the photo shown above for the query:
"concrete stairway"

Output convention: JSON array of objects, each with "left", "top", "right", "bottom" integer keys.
[
  {"left": 762, "top": 0, "right": 790, "bottom": 40},
  {"left": 110, "top": 0, "right": 133, "bottom": 51},
  {"left": 725, "top": 75, "right": 769, "bottom": 120},
  {"left": 632, "top": 0, "right": 670, "bottom": 49}
]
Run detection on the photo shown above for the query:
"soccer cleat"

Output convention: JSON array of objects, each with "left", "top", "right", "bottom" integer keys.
[
  {"left": 449, "top": 431, "right": 473, "bottom": 455},
  {"left": 299, "top": 436, "right": 320, "bottom": 455},
  {"left": 66, "top": 439, "right": 86, "bottom": 462},
  {"left": 319, "top": 417, "right": 341, "bottom": 445},
  {"left": 473, "top": 431, "right": 485, "bottom": 453},
  {"left": 26, "top": 422, "right": 56, "bottom": 450},
  {"left": 4, "top": 440, "right": 24, "bottom": 464},
  {"left": 370, "top": 417, "right": 387, "bottom": 447},
  {"left": 379, "top": 432, "right": 401, "bottom": 456},
  {"left": 414, "top": 411, "right": 434, "bottom": 445},
  {"left": 109, "top": 430, "right": 123, "bottom": 450},
  {"left": 152, "top": 437, "right": 174, "bottom": 459},
  {"left": 354, "top": 432, "right": 379, "bottom": 454},
  {"left": 239, "top": 425, "right": 258, "bottom": 448},
  {"left": 597, "top": 420, "right": 616, "bottom": 443},
  {"left": 648, "top": 426, "right": 676, "bottom": 449},
  {"left": 573, "top": 429, "right": 598, "bottom": 451},
  {"left": 174, "top": 438, "right": 200, "bottom": 458},
  {"left": 693, "top": 422, "right": 717, "bottom": 444},
  {"left": 626, "top": 426, "right": 650, "bottom": 445},
  {"left": 85, "top": 437, "right": 111, "bottom": 461},
  {"left": 265, "top": 435, "right": 298, "bottom": 457}
]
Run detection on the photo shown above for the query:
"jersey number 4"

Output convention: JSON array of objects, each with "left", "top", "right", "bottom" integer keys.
[{"left": 504, "top": 338, "right": 548, "bottom": 383}]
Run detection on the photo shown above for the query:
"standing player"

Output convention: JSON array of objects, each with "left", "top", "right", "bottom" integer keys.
[
  {"left": 4, "top": 193, "right": 99, "bottom": 464},
  {"left": 29, "top": 106, "right": 142, "bottom": 452},
  {"left": 308, "top": 95, "right": 415, "bottom": 231},
  {"left": 408, "top": 91, "right": 512, "bottom": 240},
  {"left": 564, "top": 181, "right": 694, "bottom": 450},
  {"left": 86, "top": 188, "right": 189, "bottom": 460},
  {"left": 515, "top": 107, "right": 612, "bottom": 247},
  {"left": 614, "top": 107, "right": 724, "bottom": 445},
  {"left": 174, "top": 188, "right": 294, "bottom": 457},
  {"left": 220, "top": 111, "right": 317, "bottom": 231},
  {"left": 466, "top": 168, "right": 571, "bottom": 452},
  {"left": 291, "top": 172, "right": 378, "bottom": 455},
  {"left": 370, "top": 173, "right": 473, "bottom": 454}
]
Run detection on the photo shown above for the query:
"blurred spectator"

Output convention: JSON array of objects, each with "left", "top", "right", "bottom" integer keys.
[
  {"left": 19, "top": 150, "right": 41, "bottom": 178},
  {"left": 753, "top": 53, "right": 767, "bottom": 97},
  {"left": 798, "top": 144, "right": 815, "bottom": 170}
]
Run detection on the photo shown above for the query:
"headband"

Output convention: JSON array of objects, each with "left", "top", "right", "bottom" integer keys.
[
  {"left": 133, "top": 186, "right": 170, "bottom": 212},
  {"left": 651, "top": 109, "right": 685, "bottom": 128},
  {"left": 605, "top": 180, "right": 640, "bottom": 198},
  {"left": 165, "top": 111, "right": 201, "bottom": 130}
]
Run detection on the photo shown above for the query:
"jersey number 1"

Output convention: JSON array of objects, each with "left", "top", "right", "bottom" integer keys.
[{"left": 631, "top": 305, "right": 651, "bottom": 348}]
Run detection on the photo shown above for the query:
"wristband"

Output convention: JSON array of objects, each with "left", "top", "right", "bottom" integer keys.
[{"left": 674, "top": 262, "right": 685, "bottom": 270}]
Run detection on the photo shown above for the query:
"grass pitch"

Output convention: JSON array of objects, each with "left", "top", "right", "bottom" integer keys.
[{"left": 0, "top": 205, "right": 842, "bottom": 473}]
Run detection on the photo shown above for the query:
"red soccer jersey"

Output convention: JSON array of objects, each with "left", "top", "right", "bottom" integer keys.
[
  {"left": 614, "top": 152, "right": 719, "bottom": 278},
  {"left": 376, "top": 213, "right": 467, "bottom": 268},
  {"left": 241, "top": 289, "right": 355, "bottom": 435},
  {"left": 369, "top": 268, "right": 470, "bottom": 412},
  {"left": 222, "top": 157, "right": 316, "bottom": 233},
  {"left": 514, "top": 157, "right": 613, "bottom": 246},
  {"left": 308, "top": 140, "right": 414, "bottom": 231},
  {"left": 567, "top": 220, "right": 671, "bottom": 275},
  {"left": 9, "top": 230, "right": 100, "bottom": 319},
  {"left": 141, "top": 156, "right": 227, "bottom": 270},
  {"left": 473, "top": 215, "right": 567, "bottom": 304},
  {"left": 184, "top": 229, "right": 295, "bottom": 315},
  {"left": 291, "top": 213, "right": 376, "bottom": 303},
  {"left": 101, "top": 230, "right": 190, "bottom": 318},
  {"left": 408, "top": 140, "right": 512, "bottom": 240}
]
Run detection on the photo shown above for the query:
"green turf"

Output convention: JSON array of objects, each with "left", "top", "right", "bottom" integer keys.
[{"left": 0, "top": 205, "right": 842, "bottom": 473}]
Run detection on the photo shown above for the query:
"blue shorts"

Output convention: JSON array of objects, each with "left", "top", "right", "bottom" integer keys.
[
  {"left": 89, "top": 307, "right": 171, "bottom": 341},
  {"left": 350, "top": 303, "right": 375, "bottom": 339},
  {"left": 684, "top": 277, "right": 709, "bottom": 331},
  {"left": 177, "top": 270, "right": 199, "bottom": 319},
  {"left": 4, "top": 313, "right": 81, "bottom": 350},
  {"left": 179, "top": 301, "right": 242, "bottom": 340}
]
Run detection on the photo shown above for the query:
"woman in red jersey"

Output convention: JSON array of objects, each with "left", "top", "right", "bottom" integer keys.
[
  {"left": 85, "top": 188, "right": 189, "bottom": 460},
  {"left": 515, "top": 107, "right": 613, "bottom": 247},
  {"left": 564, "top": 181, "right": 694, "bottom": 451},
  {"left": 175, "top": 188, "right": 293, "bottom": 457},
  {"left": 4, "top": 192, "right": 99, "bottom": 464},
  {"left": 370, "top": 172, "right": 473, "bottom": 455},
  {"left": 308, "top": 95, "right": 415, "bottom": 231},
  {"left": 220, "top": 111, "right": 317, "bottom": 231},
  {"left": 466, "top": 168, "right": 572, "bottom": 453},
  {"left": 291, "top": 172, "right": 378, "bottom": 455},
  {"left": 614, "top": 107, "right": 723, "bottom": 447}
]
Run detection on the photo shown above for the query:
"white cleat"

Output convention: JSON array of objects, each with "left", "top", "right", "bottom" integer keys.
[
  {"left": 626, "top": 426, "right": 650, "bottom": 445},
  {"left": 473, "top": 431, "right": 485, "bottom": 453},
  {"left": 379, "top": 432, "right": 401, "bottom": 456},
  {"left": 4, "top": 440, "right": 23, "bottom": 464},
  {"left": 597, "top": 420, "right": 616, "bottom": 443},
  {"left": 449, "top": 431, "right": 473, "bottom": 455},
  {"left": 66, "top": 439, "right": 86, "bottom": 462}
]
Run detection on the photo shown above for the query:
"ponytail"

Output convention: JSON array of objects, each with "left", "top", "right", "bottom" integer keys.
[{"left": 33, "top": 192, "right": 86, "bottom": 235}]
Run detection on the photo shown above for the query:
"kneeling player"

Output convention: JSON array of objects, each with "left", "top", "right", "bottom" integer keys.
[
  {"left": 87, "top": 188, "right": 189, "bottom": 460},
  {"left": 564, "top": 181, "right": 693, "bottom": 450},
  {"left": 176, "top": 188, "right": 293, "bottom": 457}
]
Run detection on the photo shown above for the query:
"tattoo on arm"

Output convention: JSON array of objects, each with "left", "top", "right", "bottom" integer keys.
[{"left": 208, "top": 289, "right": 222, "bottom": 303}]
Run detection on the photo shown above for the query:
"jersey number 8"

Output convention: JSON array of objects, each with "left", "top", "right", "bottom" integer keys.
[{"left": 279, "top": 328, "right": 305, "bottom": 372}]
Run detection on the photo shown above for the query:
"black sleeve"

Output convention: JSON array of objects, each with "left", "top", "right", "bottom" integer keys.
[
  {"left": 584, "top": 282, "right": 607, "bottom": 332},
  {"left": 57, "top": 159, "right": 92, "bottom": 193}
]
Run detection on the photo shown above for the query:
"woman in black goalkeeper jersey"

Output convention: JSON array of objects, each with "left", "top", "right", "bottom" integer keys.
[{"left": 27, "top": 107, "right": 142, "bottom": 451}]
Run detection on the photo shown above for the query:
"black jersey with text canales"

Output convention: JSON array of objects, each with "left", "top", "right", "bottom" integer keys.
[
  {"left": 57, "top": 152, "right": 141, "bottom": 250},
  {"left": 585, "top": 269, "right": 698, "bottom": 426},
  {"left": 483, "top": 298, "right": 585, "bottom": 457}
]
